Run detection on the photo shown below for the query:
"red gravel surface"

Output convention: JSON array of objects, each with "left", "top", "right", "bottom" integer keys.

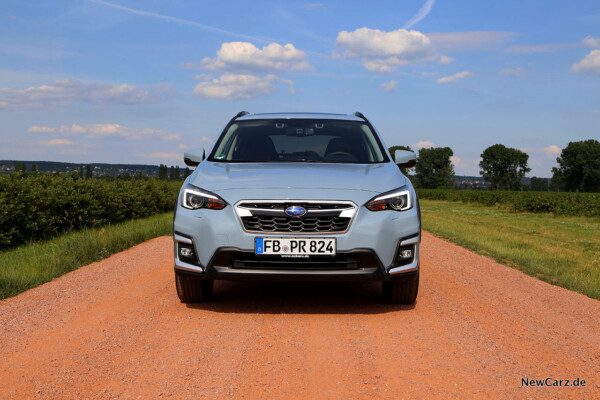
[{"left": 0, "top": 232, "right": 598, "bottom": 399}]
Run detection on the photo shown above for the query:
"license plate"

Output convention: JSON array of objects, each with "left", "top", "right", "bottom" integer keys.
[{"left": 255, "top": 237, "right": 336, "bottom": 256}]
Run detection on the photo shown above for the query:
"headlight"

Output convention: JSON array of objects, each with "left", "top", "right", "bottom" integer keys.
[
  {"left": 181, "top": 184, "right": 227, "bottom": 210},
  {"left": 365, "top": 187, "right": 412, "bottom": 212}
]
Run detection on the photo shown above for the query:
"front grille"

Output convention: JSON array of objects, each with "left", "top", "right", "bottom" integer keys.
[
  {"left": 236, "top": 200, "right": 357, "bottom": 234},
  {"left": 241, "top": 215, "right": 351, "bottom": 233}
]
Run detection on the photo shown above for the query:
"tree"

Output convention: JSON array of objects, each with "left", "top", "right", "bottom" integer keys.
[
  {"left": 158, "top": 164, "right": 168, "bottom": 180},
  {"left": 183, "top": 167, "right": 192, "bottom": 179},
  {"left": 551, "top": 140, "right": 600, "bottom": 192},
  {"left": 169, "top": 166, "right": 175, "bottom": 180},
  {"left": 14, "top": 162, "right": 26, "bottom": 173},
  {"left": 30, "top": 164, "right": 37, "bottom": 173},
  {"left": 479, "top": 144, "right": 530, "bottom": 191},
  {"left": 415, "top": 147, "right": 455, "bottom": 189},
  {"left": 174, "top": 166, "right": 181, "bottom": 180},
  {"left": 86, "top": 165, "right": 93, "bottom": 179},
  {"left": 530, "top": 177, "right": 549, "bottom": 192},
  {"left": 79, "top": 166, "right": 84, "bottom": 178}
]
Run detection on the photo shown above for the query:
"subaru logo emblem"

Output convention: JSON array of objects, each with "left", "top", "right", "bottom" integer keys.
[{"left": 285, "top": 206, "right": 306, "bottom": 217}]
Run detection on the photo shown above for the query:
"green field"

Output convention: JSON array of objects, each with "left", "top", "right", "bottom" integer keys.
[
  {"left": 0, "top": 212, "right": 173, "bottom": 301},
  {"left": 421, "top": 200, "right": 600, "bottom": 300}
]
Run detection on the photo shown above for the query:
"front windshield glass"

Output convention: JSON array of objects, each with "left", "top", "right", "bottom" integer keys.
[{"left": 209, "top": 119, "right": 388, "bottom": 163}]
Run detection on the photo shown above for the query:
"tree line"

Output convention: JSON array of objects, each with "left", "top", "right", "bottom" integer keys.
[
  {"left": 157, "top": 164, "right": 192, "bottom": 180},
  {"left": 389, "top": 139, "right": 600, "bottom": 192},
  {"left": 12, "top": 162, "right": 192, "bottom": 181}
]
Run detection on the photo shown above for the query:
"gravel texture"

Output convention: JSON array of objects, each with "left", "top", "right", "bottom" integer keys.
[{"left": 0, "top": 232, "right": 598, "bottom": 399}]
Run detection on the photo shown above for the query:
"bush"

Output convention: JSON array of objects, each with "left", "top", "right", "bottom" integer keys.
[
  {"left": 0, "top": 174, "right": 182, "bottom": 249},
  {"left": 417, "top": 189, "right": 600, "bottom": 217}
]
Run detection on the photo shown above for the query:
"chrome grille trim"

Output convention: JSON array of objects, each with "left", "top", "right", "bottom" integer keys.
[{"left": 234, "top": 199, "right": 358, "bottom": 235}]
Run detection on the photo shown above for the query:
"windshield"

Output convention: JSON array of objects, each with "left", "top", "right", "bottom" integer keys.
[{"left": 208, "top": 119, "right": 388, "bottom": 163}]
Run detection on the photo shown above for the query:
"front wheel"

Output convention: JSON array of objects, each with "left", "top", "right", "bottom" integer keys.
[
  {"left": 382, "top": 273, "right": 419, "bottom": 304},
  {"left": 175, "top": 272, "right": 213, "bottom": 303}
]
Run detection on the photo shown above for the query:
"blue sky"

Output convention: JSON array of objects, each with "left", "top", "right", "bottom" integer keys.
[{"left": 1, "top": 0, "right": 599, "bottom": 176}]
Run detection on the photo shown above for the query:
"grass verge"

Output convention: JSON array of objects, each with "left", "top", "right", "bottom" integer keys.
[
  {"left": 0, "top": 212, "right": 173, "bottom": 301},
  {"left": 421, "top": 200, "right": 600, "bottom": 300}
]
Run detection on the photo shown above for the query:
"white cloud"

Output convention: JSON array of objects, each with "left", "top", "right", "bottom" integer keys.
[
  {"left": 404, "top": 0, "right": 435, "bottom": 30},
  {"left": 186, "top": 42, "right": 313, "bottom": 73},
  {"left": 335, "top": 27, "right": 436, "bottom": 73},
  {"left": 450, "top": 155, "right": 463, "bottom": 167},
  {"left": 193, "top": 73, "right": 279, "bottom": 100},
  {"left": 194, "top": 74, "right": 212, "bottom": 81},
  {"left": 570, "top": 50, "right": 600, "bottom": 75},
  {"left": 28, "top": 126, "right": 58, "bottom": 133},
  {"left": 380, "top": 80, "right": 398, "bottom": 92},
  {"left": 583, "top": 36, "right": 600, "bottom": 48},
  {"left": 438, "top": 55, "right": 454, "bottom": 64},
  {"left": 428, "top": 31, "right": 518, "bottom": 51},
  {"left": 279, "top": 78, "right": 296, "bottom": 94},
  {"left": 499, "top": 67, "right": 525, "bottom": 77},
  {"left": 178, "top": 143, "right": 189, "bottom": 150},
  {"left": 201, "top": 136, "right": 212, "bottom": 142},
  {"left": 39, "top": 138, "right": 74, "bottom": 146},
  {"left": 542, "top": 145, "right": 561, "bottom": 158},
  {"left": 0, "top": 79, "right": 167, "bottom": 109},
  {"left": 138, "top": 152, "right": 181, "bottom": 160},
  {"left": 335, "top": 29, "right": 516, "bottom": 73},
  {"left": 413, "top": 140, "right": 435, "bottom": 149},
  {"left": 437, "top": 71, "right": 473, "bottom": 84},
  {"left": 507, "top": 43, "right": 573, "bottom": 54},
  {"left": 28, "top": 123, "right": 182, "bottom": 141}
]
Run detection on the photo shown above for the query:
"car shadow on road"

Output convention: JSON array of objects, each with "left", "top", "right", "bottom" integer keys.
[{"left": 186, "top": 281, "right": 416, "bottom": 315}]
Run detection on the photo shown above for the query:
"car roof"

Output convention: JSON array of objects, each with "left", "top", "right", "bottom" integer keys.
[{"left": 236, "top": 112, "right": 364, "bottom": 121}]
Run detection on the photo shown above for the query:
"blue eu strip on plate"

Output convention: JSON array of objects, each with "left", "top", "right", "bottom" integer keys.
[{"left": 255, "top": 238, "right": 264, "bottom": 254}]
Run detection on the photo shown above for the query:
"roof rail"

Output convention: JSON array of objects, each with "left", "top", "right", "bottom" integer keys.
[
  {"left": 353, "top": 111, "right": 366, "bottom": 120},
  {"left": 353, "top": 111, "right": 374, "bottom": 126},
  {"left": 227, "top": 111, "right": 249, "bottom": 125}
]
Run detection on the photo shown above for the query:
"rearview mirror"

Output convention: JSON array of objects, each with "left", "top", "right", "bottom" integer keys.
[
  {"left": 184, "top": 149, "right": 205, "bottom": 167},
  {"left": 394, "top": 150, "right": 417, "bottom": 168}
]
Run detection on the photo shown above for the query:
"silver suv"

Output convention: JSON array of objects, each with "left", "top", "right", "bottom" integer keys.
[{"left": 173, "top": 112, "right": 421, "bottom": 304}]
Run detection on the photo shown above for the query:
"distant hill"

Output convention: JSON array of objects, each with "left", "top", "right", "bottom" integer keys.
[{"left": 0, "top": 160, "right": 162, "bottom": 177}]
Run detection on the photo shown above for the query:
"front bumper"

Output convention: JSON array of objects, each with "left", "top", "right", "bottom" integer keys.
[{"left": 173, "top": 193, "right": 421, "bottom": 281}]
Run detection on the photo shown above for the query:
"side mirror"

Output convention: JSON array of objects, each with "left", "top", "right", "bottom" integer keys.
[
  {"left": 183, "top": 149, "right": 205, "bottom": 167},
  {"left": 394, "top": 150, "right": 417, "bottom": 168}
]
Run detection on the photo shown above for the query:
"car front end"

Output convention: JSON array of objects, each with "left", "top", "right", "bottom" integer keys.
[{"left": 173, "top": 112, "right": 421, "bottom": 304}]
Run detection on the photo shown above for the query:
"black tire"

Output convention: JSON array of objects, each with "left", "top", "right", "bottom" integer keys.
[
  {"left": 175, "top": 272, "right": 213, "bottom": 303},
  {"left": 382, "top": 273, "right": 419, "bottom": 304}
]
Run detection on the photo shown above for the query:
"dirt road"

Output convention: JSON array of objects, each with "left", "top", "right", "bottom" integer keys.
[{"left": 0, "top": 232, "right": 598, "bottom": 399}]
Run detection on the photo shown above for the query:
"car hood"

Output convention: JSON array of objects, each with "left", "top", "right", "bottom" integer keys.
[{"left": 189, "top": 162, "right": 406, "bottom": 195}]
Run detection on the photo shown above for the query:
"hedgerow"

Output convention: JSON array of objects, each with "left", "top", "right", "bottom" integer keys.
[
  {"left": 0, "top": 174, "right": 182, "bottom": 249},
  {"left": 417, "top": 189, "right": 600, "bottom": 217}
]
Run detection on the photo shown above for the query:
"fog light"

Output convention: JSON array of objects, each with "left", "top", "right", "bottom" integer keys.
[
  {"left": 395, "top": 244, "right": 415, "bottom": 265},
  {"left": 399, "top": 249, "right": 413, "bottom": 259},
  {"left": 180, "top": 247, "right": 194, "bottom": 258}
]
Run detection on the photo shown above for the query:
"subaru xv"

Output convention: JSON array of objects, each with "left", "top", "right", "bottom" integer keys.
[{"left": 173, "top": 112, "right": 421, "bottom": 304}]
